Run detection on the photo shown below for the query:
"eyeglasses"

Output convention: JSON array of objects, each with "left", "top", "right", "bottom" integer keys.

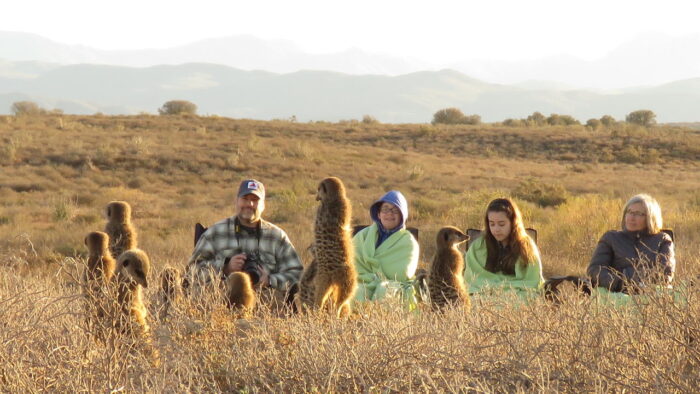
[
  {"left": 626, "top": 210, "right": 646, "bottom": 218},
  {"left": 380, "top": 207, "right": 401, "bottom": 215}
]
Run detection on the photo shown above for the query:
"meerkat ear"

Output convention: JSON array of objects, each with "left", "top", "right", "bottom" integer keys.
[
  {"left": 106, "top": 206, "right": 111, "bottom": 217},
  {"left": 443, "top": 231, "right": 450, "bottom": 242},
  {"left": 84, "top": 236, "right": 88, "bottom": 246}
]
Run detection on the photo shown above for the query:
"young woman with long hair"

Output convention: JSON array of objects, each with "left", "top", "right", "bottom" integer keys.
[{"left": 463, "top": 198, "right": 544, "bottom": 297}]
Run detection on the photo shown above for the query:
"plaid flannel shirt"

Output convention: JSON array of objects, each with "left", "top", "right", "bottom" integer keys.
[{"left": 187, "top": 216, "right": 302, "bottom": 290}]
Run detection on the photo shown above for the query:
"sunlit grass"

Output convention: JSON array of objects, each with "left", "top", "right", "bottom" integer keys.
[{"left": 1, "top": 114, "right": 700, "bottom": 390}]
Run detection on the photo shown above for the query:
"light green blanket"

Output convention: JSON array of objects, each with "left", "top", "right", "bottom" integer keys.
[
  {"left": 592, "top": 285, "right": 687, "bottom": 307},
  {"left": 463, "top": 236, "right": 544, "bottom": 297},
  {"left": 352, "top": 223, "right": 419, "bottom": 306}
]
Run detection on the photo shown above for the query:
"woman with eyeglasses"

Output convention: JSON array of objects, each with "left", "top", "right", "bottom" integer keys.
[
  {"left": 587, "top": 194, "right": 675, "bottom": 295},
  {"left": 352, "top": 190, "right": 419, "bottom": 306},
  {"left": 463, "top": 198, "right": 544, "bottom": 299}
]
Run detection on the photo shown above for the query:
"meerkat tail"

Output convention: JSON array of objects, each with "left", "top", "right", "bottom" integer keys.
[{"left": 226, "top": 272, "right": 256, "bottom": 315}]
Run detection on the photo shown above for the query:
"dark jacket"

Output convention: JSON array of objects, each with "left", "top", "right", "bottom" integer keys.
[{"left": 587, "top": 230, "right": 675, "bottom": 292}]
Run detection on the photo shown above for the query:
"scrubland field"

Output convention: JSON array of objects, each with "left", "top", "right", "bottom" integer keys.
[{"left": 1, "top": 114, "right": 700, "bottom": 391}]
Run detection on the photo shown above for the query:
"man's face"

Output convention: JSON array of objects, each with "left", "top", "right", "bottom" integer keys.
[{"left": 236, "top": 194, "right": 263, "bottom": 224}]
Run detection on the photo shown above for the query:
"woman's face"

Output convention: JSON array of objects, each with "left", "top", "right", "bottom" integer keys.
[
  {"left": 378, "top": 202, "right": 401, "bottom": 231},
  {"left": 625, "top": 202, "right": 647, "bottom": 232},
  {"left": 488, "top": 211, "right": 512, "bottom": 244}
]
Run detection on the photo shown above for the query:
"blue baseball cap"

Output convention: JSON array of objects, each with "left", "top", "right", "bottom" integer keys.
[{"left": 237, "top": 179, "right": 265, "bottom": 199}]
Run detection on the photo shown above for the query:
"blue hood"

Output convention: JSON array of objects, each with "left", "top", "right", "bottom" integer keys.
[{"left": 370, "top": 190, "right": 408, "bottom": 229}]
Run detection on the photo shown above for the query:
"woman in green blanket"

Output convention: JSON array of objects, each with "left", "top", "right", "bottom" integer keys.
[
  {"left": 353, "top": 190, "right": 419, "bottom": 305},
  {"left": 464, "top": 198, "right": 544, "bottom": 298}
]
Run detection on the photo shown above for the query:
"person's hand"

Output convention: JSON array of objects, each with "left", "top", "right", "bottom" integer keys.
[{"left": 223, "top": 253, "right": 246, "bottom": 276}]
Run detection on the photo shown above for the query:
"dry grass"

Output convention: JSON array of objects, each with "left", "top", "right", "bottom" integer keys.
[
  {"left": 1, "top": 266, "right": 698, "bottom": 391},
  {"left": 1, "top": 115, "right": 700, "bottom": 391}
]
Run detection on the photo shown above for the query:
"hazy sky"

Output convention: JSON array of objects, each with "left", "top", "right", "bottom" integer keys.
[{"left": 3, "top": 0, "right": 700, "bottom": 63}]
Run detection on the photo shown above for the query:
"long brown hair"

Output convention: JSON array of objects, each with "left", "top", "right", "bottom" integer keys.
[{"left": 483, "top": 198, "right": 537, "bottom": 275}]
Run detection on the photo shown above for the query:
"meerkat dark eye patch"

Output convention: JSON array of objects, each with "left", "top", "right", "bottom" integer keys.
[{"left": 123, "top": 259, "right": 130, "bottom": 267}]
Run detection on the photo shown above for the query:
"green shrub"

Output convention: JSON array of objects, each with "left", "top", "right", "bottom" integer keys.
[
  {"left": 527, "top": 112, "right": 546, "bottom": 126},
  {"left": 432, "top": 108, "right": 480, "bottom": 125},
  {"left": 362, "top": 115, "right": 379, "bottom": 124},
  {"left": 503, "top": 118, "right": 524, "bottom": 127},
  {"left": 11, "top": 101, "right": 45, "bottom": 116},
  {"left": 513, "top": 178, "right": 569, "bottom": 207},
  {"left": 586, "top": 118, "right": 601, "bottom": 130},
  {"left": 600, "top": 115, "right": 616, "bottom": 127},
  {"left": 52, "top": 199, "right": 76, "bottom": 222},
  {"left": 158, "top": 100, "right": 198, "bottom": 115},
  {"left": 617, "top": 145, "right": 642, "bottom": 164},
  {"left": 625, "top": 110, "right": 656, "bottom": 127}
]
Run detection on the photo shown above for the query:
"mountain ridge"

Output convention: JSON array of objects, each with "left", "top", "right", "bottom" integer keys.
[{"left": 1, "top": 60, "right": 699, "bottom": 122}]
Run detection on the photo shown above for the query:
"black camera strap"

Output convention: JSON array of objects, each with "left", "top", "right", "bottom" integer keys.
[
  {"left": 222, "top": 216, "right": 263, "bottom": 282},
  {"left": 229, "top": 216, "right": 262, "bottom": 256}
]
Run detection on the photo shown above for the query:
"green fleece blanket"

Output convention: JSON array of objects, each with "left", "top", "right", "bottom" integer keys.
[
  {"left": 352, "top": 223, "right": 419, "bottom": 305},
  {"left": 592, "top": 285, "right": 687, "bottom": 307},
  {"left": 463, "top": 236, "right": 544, "bottom": 296}
]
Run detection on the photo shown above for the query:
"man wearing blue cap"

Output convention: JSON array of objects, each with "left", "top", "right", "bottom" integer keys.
[{"left": 187, "top": 179, "right": 303, "bottom": 294}]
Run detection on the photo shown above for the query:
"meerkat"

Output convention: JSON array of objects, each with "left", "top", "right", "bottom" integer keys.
[
  {"left": 114, "top": 249, "right": 151, "bottom": 336},
  {"left": 112, "top": 249, "right": 159, "bottom": 365},
  {"left": 159, "top": 265, "right": 183, "bottom": 320},
  {"left": 104, "top": 201, "right": 138, "bottom": 260},
  {"left": 83, "top": 231, "right": 116, "bottom": 332},
  {"left": 225, "top": 272, "right": 256, "bottom": 317},
  {"left": 309, "top": 177, "right": 357, "bottom": 317},
  {"left": 428, "top": 226, "right": 471, "bottom": 311},
  {"left": 295, "top": 257, "right": 318, "bottom": 312}
]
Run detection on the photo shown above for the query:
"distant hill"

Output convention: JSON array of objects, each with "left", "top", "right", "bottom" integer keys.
[
  {"left": 0, "top": 31, "right": 427, "bottom": 76},
  {"left": 3, "top": 31, "right": 700, "bottom": 89},
  {"left": 1, "top": 61, "right": 699, "bottom": 122}
]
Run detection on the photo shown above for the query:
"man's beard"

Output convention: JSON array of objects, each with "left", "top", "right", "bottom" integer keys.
[{"left": 238, "top": 209, "right": 260, "bottom": 224}]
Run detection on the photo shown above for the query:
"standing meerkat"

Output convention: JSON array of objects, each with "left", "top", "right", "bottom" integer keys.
[
  {"left": 114, "top": 249, "right": 159, "bottom": 364},
  {"left": 114, "top": 249, "right": 151, "bottom": 336},
  {"left": 104, "top": 201, "right": 138, "bottom": 260},
  {"left": 428, "top": 227, "right": 471, "bottom": 311},
  {"left": 225, "top": 272, "right": 256, "bottom": 317},
  {"left": 308, "top": 177, "right": 356, "bottom": 317},
  {"left": 83, "top": 231, "right": 116, "bottom": 332}
]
